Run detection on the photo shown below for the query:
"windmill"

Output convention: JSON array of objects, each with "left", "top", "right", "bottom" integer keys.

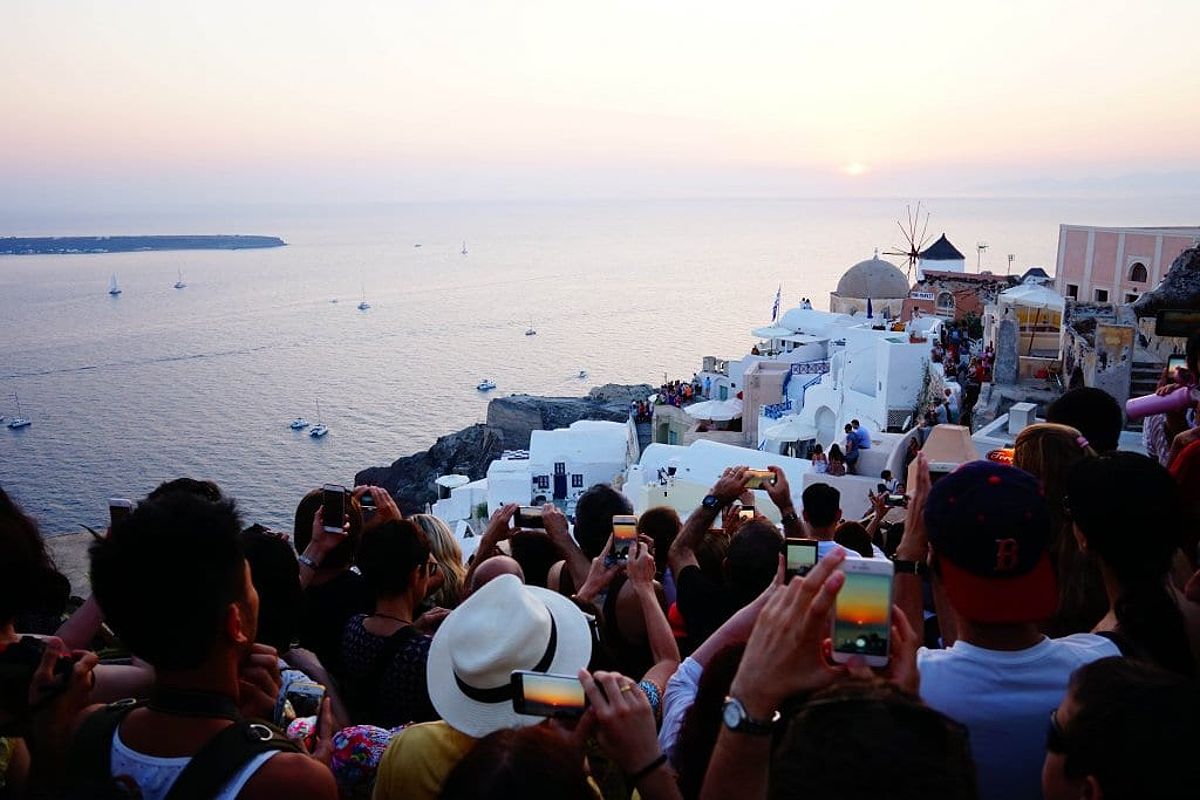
[
  {"left": 976, "top": 241, "right": 989, "bottom": 270},
  {"left": 883, "top": 202, "right": 932, "bottom": 279}
]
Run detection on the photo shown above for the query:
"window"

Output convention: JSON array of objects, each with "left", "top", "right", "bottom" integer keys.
[
  {"left": 1094, "top": 288, "right": 1109, "bottom": 303},
  {"left": 554, "top": 462, "right": 566, "bottom": 476},
  {"left": 936, "top": 291, "right": 956, "bottom": 311},
  {"left": 571, "top": 474, "right": 584, "bottom": 488},
  {"left": 534, "top": 475, "right": 550, "bottom": 490},
  {"left": 1125, "top": 293, "right": 1138, "bottom": 304},
  {"left": 1129, "top": 262, "right": 1148, "bottom": 283},
  {"left": 1066, "top": 284, "right": 1079, "bottom": 299}
]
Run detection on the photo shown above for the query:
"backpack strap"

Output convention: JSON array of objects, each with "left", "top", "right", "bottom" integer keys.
[
  {"left": 163, "top": 718, "right": 300, "bottom": 800},
  {"left": 65, "top": 698, "right": 144, "bottom": 797}
]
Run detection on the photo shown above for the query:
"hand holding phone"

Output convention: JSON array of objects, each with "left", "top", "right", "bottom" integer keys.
[
  {"left": 830, "top": 559, "right": 894, "bottom": 668},
  {"left": 608, "top": 514, "right": 638, "bottom": 564},
  {"left": 784, "top": 538, "right": 819, "bottom": 581},
  {"left": 515, "top": 506, "right": 545, "bottom": 529},
  {"left": 284, "top": 680, "right": 326, "bottom": 719},
  {"left": 744, "top": 469, "right": 777, "bottom": 490},
  {"left": 322, "top": 484, "right": 347, "bottom": 534},
  {"left": 108, "top": 497, "right": 134, "bottom": 528}
]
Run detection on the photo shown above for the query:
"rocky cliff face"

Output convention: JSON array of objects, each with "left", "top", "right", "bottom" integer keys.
[
  {"left": 1133, "top": 245, "right": 1200, "bottom": 318},
  {"left": 357, "top": 384, "right": 652, "bottom": 513}
]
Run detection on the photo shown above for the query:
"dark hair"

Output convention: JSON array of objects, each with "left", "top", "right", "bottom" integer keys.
[
  {"left": 802, "top": 483, "right": 841, "bottom": 528},
  {"left": 1065, "top": 453, "right": 1194, "bottom": 676},
  {"left": 572, "top": 484, "right": 632, "bottom": 559},
  {"left": 1045, "top": 387, "right": 1123, "bottom": 453},
  {"left": 440, "top": 725, "right": 593, "bottom": 800},
  {"left": 147, "top": 477, "right": 223, "bottom": 503},
  {"left": 844, "top": 423, "right": 853, "bottom": 433},
  {"left": 834, "top": 521, "right": 873, "bottom": 558},
  {"left": 770, "top": 681, "right": 976, "bottom": 800},
  {"left": 880, "top": 469, "right": 892, "bottom": 480},
  {"left": 638, "top": 506, "right": 681, "bottom": 575},
  {"left": 509, "top": 531, "right": 562, "bottom": 589},
  {"left": 695, "top": 529, "right": 730, "bottom": 585},
  {"left": 241, "top": 526, "right": 302, "bottom": 652},
  {"left": 0, "top": 487, "right": 63, "bottom": 625},
  {"left": 1062, "top": 657, "right": 1200, "bottom": 798},
  {"left": 675, "top": 644, "right": 746, "bottom": 800},
  {"left": 293, "top": 488, "right": 363, "bottom": 570},
  {"left": 355, "top": 520, "right": 431, "bottom": 599},
  {"left": 90, "top": 491, "right": 248, "bottom": 670},
  {"left": 851, "top": 419, "right": 861, "bottom": 427},
  {"left": 828, "top": 444, "right": 845, "bottom": 463},
  {"left": 725, "top": 520, "right": 782, "bottom": 605}
]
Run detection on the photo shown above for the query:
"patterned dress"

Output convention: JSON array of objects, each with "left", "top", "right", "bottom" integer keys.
[{"left": 340, "top": 615, "right": 436, "bottom": 728}]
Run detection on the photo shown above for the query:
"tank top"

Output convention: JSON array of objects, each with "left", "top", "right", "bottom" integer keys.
[{"left": 110, "top": 727, "right": 278, "bottom": 800}]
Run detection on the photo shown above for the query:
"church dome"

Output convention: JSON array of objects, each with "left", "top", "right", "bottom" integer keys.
[{"left": 835, "top": 256, "right": 909, "bottom": 299}]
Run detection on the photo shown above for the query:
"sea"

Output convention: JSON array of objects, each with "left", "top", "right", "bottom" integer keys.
[{"left": 2, "top": 196, "right": 1196, "bottom": 535}]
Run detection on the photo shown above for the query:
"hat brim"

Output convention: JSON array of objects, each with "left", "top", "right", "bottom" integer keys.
[
  {"left": 938, "top": 552, "right": 1058, "bottom": 624},
  {"left": 426, "top": 585, "right": 593, "bottom": 738}
]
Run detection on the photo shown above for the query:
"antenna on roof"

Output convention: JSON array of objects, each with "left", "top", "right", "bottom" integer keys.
[
  {"left": 1007, "top": 253, "right": 1015, "bottom": 275},
  {"left": 976, "top": 241, "right": 989, "bottom": 270}
]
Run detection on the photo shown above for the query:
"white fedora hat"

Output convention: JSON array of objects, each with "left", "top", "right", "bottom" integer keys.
[{"left": 426, "top": 574, "right": 592, "bottom": 737}]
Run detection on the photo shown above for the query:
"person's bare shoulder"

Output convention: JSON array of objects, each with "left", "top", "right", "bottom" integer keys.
[{"left": 238, "top": 752, "right": 338, "bottom": 799}]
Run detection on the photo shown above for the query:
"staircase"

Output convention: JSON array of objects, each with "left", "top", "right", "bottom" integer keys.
[{"left": 1126, "top": 358, "right": 1163, "bottom": 431}]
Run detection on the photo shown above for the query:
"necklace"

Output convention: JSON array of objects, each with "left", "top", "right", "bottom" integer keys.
[{"left": 369, "top": 612, "right": 412, "bottom": 625}]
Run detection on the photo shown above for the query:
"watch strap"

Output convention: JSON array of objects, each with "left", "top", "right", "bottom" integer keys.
[
  {"left": 892, "top": 559, "right": 928, "bottom": 577},
  {"left": 723, "top": 697, "right": 778, "bottom": 735},
  {"left": 297, "top": 553, "right": 320, "bottom": 570},
  {"left": 780, "top": 510, "right": 799, "bottom": 525},
  {"left": 702, "top": 494, "right": 724, "bottom": 510}
]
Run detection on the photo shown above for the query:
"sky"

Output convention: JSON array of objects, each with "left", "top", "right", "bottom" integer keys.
[{"left": 3, "top": 1, "right": 1199, "bottom": 210}]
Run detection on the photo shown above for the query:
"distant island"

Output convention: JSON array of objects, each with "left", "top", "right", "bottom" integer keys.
[{"left": 0, "top": 235, "right": 286, "bottom": 255}]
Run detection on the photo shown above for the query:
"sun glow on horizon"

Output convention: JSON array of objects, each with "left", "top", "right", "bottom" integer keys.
[{"left": 843, "top": 163, "right": 868, "bottom": 177}]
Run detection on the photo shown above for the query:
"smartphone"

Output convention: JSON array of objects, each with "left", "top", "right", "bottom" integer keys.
[
  {"left": 784, "top": 538, "right": 819, "bottom": 580},
  {"left": 926, "top": 462, "right": 958, "bottom": 486},
  {"left": 515, "top": 506, "right": 545, "bottom": 529},
  {"left": 0, "top": 637, "right": 75, "bottom": 734},
  {"left": 359, "top": 492, "right": 376, "bottom": 521},
  {"left": 322, "top": 484, "right": 347, "bottom": 533},
  {"left": 510, "top": 671, "right": 588, "bottom": 718},
  {"left": 284, "top": 680, "right": 326, "bottom": 718},
  {"left": 1168, "top": 354, "right": 1187, "bottom": 374},
  {"left": 738, "top": 506, "right": 755, "bottom": 522},
  {"left": 611, "top": 514, "right": 638, "bottom": 562},
  {"left": 744, "top": 469, "right": 776, "bottom": 490},
  {"left": 831, "top": 559, "right": 894, "bottom": 668},
  {"left": 108, "top": 497, "right": 134, "bottom": 527},
  {"left": 885, "top": 494, "right": 908, "bottom": 508}
]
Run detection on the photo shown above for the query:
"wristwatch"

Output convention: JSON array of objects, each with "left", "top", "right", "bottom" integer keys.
[
  {"left": 892, "top": 559, "right": 929, "bottom": 577},
  {"left": 780, "top": 510, "right": 799, "bottom": 526},
  {"left": 721, "top": 697, "right": 779, "bottom": 735},
  {"left": 702, "top": 494, "right": 726, "bottom": 510}
]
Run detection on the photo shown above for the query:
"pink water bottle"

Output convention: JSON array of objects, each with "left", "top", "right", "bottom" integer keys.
[{"left": 1126, "top": 386, "right": 1200, "bottom": 421}]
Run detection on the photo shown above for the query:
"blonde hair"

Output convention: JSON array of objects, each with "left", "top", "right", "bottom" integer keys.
[{"left": 409, "top": 513, "right": 468, "bottom": 609}]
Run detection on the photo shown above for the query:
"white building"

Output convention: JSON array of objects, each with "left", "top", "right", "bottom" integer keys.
[{"left": 917, "top": 234, "right": 967, "bottom": 279}]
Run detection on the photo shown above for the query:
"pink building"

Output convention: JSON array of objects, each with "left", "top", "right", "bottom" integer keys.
[{"left": 1055, "top": 225, "right": 1200, "bottom": 305}]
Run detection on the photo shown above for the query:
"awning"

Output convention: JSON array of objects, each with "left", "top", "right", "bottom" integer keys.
[
  {"left": 999, "top": 284, "right": 1065, "bottom": 310},
  {"left": 435, "top": 475, "right": 470, "bottom": 489},
  {"left": 684, "top": 398, "right": 744, "bottom": 421},
  {"left": 761, "top": 417, "right": 819, "bottom": 442},
  {"left": 752, "top": 325, "right": 795, "bottom": 339}
]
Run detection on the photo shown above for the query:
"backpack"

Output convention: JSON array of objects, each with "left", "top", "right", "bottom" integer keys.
[{"left": 66, "top": 698, "right": 301, "bottom": 800}]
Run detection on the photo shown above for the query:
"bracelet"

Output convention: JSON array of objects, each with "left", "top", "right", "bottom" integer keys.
[
  {"left": 298, "top": 553, "right": 320, "bottom": 570},
  {"left": 626, "top": 753, "right": 668, "bottom": 784}
]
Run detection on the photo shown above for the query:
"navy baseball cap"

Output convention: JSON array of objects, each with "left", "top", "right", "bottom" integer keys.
[{"left": 924, "top": 461, "right": 1057, "bottom": 623}]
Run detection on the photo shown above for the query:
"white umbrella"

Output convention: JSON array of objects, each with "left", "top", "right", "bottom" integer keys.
[
  {"left": 684, "top": 398, "right": 743, "bottom": 421},
  {"left": 761, "top": 417, "right": 818, "bottom": 442}
]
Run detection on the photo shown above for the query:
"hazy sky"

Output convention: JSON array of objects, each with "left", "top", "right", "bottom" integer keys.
[{"left": 4, "top": 1, "right": 1199, "bottom": 209}]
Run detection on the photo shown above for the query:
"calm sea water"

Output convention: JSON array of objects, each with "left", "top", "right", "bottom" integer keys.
[{"left": 2, "top": 197, "right": 1196, "bottom": 534}]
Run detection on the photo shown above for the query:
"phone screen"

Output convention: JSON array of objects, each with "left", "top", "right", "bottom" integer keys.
[
  {"left": 516, "top": 507, "right": 545, "bottom": 529},
  {"left": 832, "top": 569, "right": 893, "bottom": 660},
  {"left": 1168, "top": 355, "right": 1188, "bottom": 381},
  {"left": 785, "top": 539, "right": 818, "bottom": 578},
  {"left": 744, "top": 470, "right": 775, "bottom": 490},
  {"left": 612, "top": 515, "right": 638, "bottom": 560},
  {"left": 323, "top": 484, "right": 346, "bottom": 533},
  {"left": 512, "top": 672, "right": 587, "bottom": 717},
  {"left": 285, "top": 681, "right": 326, "bottom": 718},
  {"left": 738, "top": 507, "right": 755, "bottom": 521},
  {"left": 109, "top": 500, "right": 132, "bottom": 527}
]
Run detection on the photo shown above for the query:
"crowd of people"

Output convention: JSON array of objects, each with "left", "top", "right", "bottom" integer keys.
[
  {"left": 925, "top": 319, "right": 994, "bottom": 430},
  {"left": 3, "top": 338, "right": 1200, "bottom": 799}
]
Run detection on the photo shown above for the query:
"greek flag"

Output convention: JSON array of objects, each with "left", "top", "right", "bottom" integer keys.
[{"left": 771, "top": 285, "right": 782, "bottom": 322}]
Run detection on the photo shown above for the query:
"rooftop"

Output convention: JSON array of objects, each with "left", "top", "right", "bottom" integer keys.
[{"left": 919, "top": 233, "right": 966, "bottom": 261}]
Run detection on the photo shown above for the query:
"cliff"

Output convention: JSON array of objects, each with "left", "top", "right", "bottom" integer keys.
[
  {"left": 356, "top": 383, "right": 651, "bottom": 513},
  {"left": 1132, "top": 245, "right": 1200, "bottom": 318}
]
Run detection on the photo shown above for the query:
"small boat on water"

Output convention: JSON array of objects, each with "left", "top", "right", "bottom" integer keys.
[
  {"left": 7, "top": 395, "right": 31, "bottom": 429},
  {"left": 357, "top": 281, "right": 370, "bottom": 310},
  {"left": 309, "top": 400, "right": 328, "bottom": 437},
  {"left": 525, "top": 320, "right": 537, "bottom": 336},
  {"left": 289, "top": 418, "right": 310, "bottom": 430},
  {"left": 477, "top": 379, "right": 496, "bottom": 391},
  {"left": 108, "top": 274, "right": 122, "bottom": 296},
  {"left": 578, "top": 370, "right": 588, "bottom": 379},
  {"left": 461, "top": 241, "right": 468, "bottom": 255},
  {"left": 174, "top": 269, "right": 186, "bottom": 289}
]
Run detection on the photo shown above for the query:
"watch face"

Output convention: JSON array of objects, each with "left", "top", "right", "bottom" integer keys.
[
  {"left": 703, "top": 495, "right": 720, "bottom": 508},
  {"left": 722, "top": 699, "right": 742, "bottom": 728}
]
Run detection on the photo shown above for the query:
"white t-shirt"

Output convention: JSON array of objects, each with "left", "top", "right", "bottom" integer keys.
[
  {"left": 816, "top": 538, "right": 888, "bottom": 561},
  {"left": 659, "top": 656, "right": 703, "bottom": 767},
  {"left": 918, "top": 634, "right": 1120, "bottom": 800}
]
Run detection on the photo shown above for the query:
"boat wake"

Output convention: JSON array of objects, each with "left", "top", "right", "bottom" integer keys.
[{"left": 3, "top": 344, "right": 278, "bottom": 380}]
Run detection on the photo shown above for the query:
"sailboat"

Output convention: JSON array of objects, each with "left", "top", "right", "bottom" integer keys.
[
  {"left": 108, "top": 274, "right": 122, "bottom": 296},
  {"left": 525, "top": 319, "right": 537, "bottom": 336},
  {"left": 309, "top": 399, "right": 328, "bottom": 438},
  {"left": 461, "top": 241, "right": 468, "bottom": 255},
  {"left": 7, "top": 394, "right": 31, "bottom": 429},
  {"left": 174, "top": 269, "right": 186, "bottom": 289},
  {"left": 357, "top": 283, "right": 370, "bottom": 311}
]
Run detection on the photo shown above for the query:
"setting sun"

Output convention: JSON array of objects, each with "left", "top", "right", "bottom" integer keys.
[{"left": 843, "top": 163, "right": 868, "bottom": 177}]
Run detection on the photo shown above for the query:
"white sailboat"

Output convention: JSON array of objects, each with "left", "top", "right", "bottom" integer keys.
[
  {"left": 461, "top": 240, "right": 468, "bottom": 255},
  {"left": 357, "top": 283, "right": 370, "bottom": 311},
  {"left": 108, "top": 274, "right": 122, "bottom": 296},
  {"left": 174, "top": 269, "right": 186, "bottom": 289},
  {"left": 477, "top": 379, "right": 496, "bottom": 391},
  {"left": 289, "top": 417, "right": 310, "bottom": 430},
  {"left": 309, "top": 399, "right": 328, "bottom": 438},
  {"left": 7, "top": 394, "right": 31, "bottom": 429},
  {"left": 525, "top": 319, "right": 537, "bottom": 336}
]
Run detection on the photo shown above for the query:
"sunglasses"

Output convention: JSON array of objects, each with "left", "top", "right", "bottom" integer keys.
[{"left": 1045, "top": 708, "right": 1069, "bottom": 754}]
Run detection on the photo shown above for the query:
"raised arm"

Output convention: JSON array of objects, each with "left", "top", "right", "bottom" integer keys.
[
  {"left": 297, "top": 506, "right": 349, "bottom": 590},
  {"left": 669, "top": 467, "right": 748, "bottom": 576},
  {"left": 462, "top": 503, "right": 518, "bottom": 589},
  {"left": 627, "top": 542, "right": 681, "bottom": 691},
  {"left": 765, "top": 465, "right": 804, "bottom": 539},
  {"left": 893, "top": 453, "right": 931, "bottom": 640},
  {"left": 542, "top": 503, "right": 590, "bottom": 591}
]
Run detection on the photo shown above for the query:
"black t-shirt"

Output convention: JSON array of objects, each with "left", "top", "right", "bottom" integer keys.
[
  {"left": 675, "top": 565, "right": 739, "bottom": 651},
  {"left": 297, "top": 569, "right": 372, "bottom": 679}
]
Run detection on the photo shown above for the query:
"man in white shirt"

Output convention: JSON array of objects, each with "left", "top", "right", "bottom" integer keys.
[
  {"left": 800, "top": 483, "right": 887, "bottom": 560},
  {"left": 894, "top": 460, "right": 1119, "bottom": 800}
]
